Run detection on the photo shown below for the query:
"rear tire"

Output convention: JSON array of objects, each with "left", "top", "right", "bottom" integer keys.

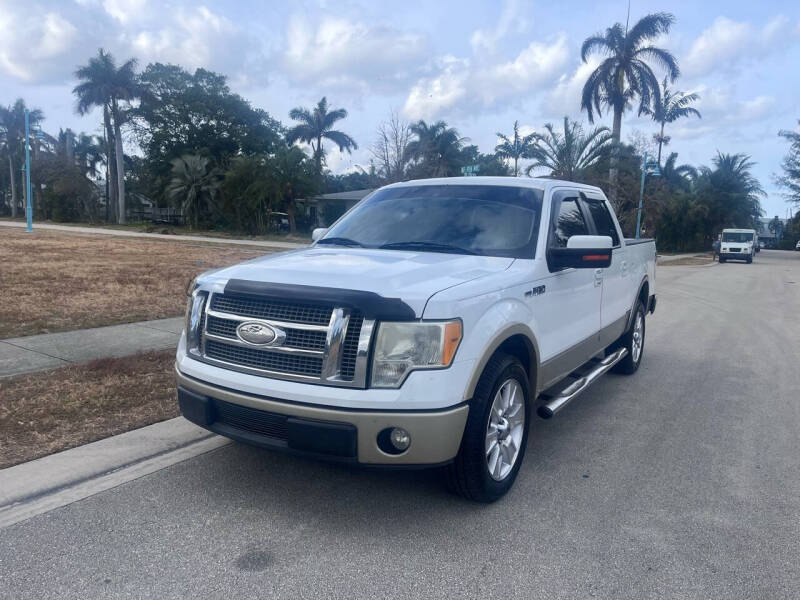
[
  {"left": 445, "top": 353, "right": 530, "bottom": 503},
  {"left": 611, "top": 301, "right": 646, "bottom": 375}
]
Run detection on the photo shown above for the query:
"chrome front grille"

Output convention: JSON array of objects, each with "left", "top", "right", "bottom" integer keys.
[{"left": 196, "top": 292, "right": 375, "bottom": 388}]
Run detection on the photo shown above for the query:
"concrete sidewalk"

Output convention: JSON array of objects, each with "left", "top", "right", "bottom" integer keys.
[
  {"left": 0, "top": 317, "right": 184, "bottom": 378},
  {"left": 0, "top": 220, "right": 307, "bottom": 250},
  {"left": 0, "top": 417, "right": 229, "bottom": 529}
]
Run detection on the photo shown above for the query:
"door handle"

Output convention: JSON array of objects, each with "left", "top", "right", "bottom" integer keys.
[
  {"left": 594, "top": 268, "right": 603, "bottom": 287},
  {"left": 621, "top": 260, "right": 628, "bottom": 276}
]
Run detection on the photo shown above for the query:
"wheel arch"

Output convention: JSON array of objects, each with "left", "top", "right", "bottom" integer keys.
[
  {"left": 627, "top": 276, "right": 650, "bottom": 330},
  {"left": 463, "top": 324, "right": 540, "bottom": 401}
]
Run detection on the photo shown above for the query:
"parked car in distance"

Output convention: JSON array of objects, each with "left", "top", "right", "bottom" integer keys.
[
  {"left": 796, "top": 240, "right": 800, "bottom": 251},
  {"left": 719, "top": 228, "right": 757, "bottom": 263},
  {"left": 176, "top": 177, "right": 657, "bottom": 502}
]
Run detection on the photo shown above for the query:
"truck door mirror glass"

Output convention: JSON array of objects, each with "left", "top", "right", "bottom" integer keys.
[
  {"left": 548, "top": 235, "right": 613, "bottom": 269},
  {"left": 312, "top": 228, "right": 328, "bottom": 242}
]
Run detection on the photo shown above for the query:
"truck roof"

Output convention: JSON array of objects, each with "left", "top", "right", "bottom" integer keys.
[
  {"left": 722, "top": 228, "right": 757, "bottom": 233},
  {"left": 383, "top": 176, "right": 605, "bottom": 196}
]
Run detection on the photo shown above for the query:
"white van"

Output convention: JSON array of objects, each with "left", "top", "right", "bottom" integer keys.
[{"left": 719, "top": 228, "right": 756, "bottom": 263}]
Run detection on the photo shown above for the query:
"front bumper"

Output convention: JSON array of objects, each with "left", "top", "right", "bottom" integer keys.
[
  {"left": 720, "top": 252, "right": 751, "bottom": 260},
  {"left": 176, "top": 367, "right": 469, "bottom": 466}
]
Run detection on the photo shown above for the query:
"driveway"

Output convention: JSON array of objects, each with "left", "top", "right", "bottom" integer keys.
[{"left": 1, "top": 250, "right": 799, "bottom": 599}]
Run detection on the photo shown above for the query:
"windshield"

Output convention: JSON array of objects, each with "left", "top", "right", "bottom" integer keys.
[
  {"left": 320, "top": 185, "right": 543, "bottom": 258},
  {"left": 722, "top": 232, "right": 754, "bottom": 243}
]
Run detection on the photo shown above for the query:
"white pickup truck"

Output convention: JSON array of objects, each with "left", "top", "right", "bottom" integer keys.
[{"left": 177, "top": 177, "right": 657, "bottom": 501}]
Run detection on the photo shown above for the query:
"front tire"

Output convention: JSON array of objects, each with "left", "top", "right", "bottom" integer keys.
[
  {"left": 611, "top": 301, "right": 646, "bottom": 375},
  {"left": 446, "top": 353, "right": 530, "bottom": 503}
]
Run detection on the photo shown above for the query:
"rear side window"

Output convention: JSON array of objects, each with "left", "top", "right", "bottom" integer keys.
[
  {"left": 584, "top": 199, "right": 620, "bottom": 246},
  {"left": 551, "top": 197, "right": 589, "bottom": 247}
]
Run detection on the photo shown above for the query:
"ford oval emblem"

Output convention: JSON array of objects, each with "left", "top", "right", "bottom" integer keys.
[{"left": 236, "top": 322, "right": 278, "bottom": 346}]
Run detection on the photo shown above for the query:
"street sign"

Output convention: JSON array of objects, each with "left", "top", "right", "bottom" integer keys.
[{"left": 461, "top": 164, "right": 480, "bottom": 176}]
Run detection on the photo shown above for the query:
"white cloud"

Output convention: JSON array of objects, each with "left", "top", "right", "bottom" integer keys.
[
  {"left": 683, "top": 15, "right": 799, "bottom": 77},
  {"left": 544, "top": 56, "right": 600, "bottom": 118},
  {"left": 403, "top": 35, "right": 568, "bottom": 120},
  {"left": 284, "top": 15, "right": 428, "bottom": 93},
  {"left": 0, "top": 7, "right": 81, "bottom": 82},
  {"left": 127, "top": 6, "right": 243, "bottom": 73},
  {"left": 103, "top": 0, "right": 148, "bottom": 24},
  {"left": 470, "top": 0, "right": 531, "bottom": 54}
]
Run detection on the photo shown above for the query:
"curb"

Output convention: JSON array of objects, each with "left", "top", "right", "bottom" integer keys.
[{"left": 0, "top": 417, "right": 230, "bottom": 529}]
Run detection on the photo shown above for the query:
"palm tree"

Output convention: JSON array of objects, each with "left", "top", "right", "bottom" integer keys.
[
  {"left": 73, "top": 49, "right": 140, "bottom": 224},
  {"left": 580, "top": 12, "right": 679, "bottom": 205},
  {"left": 286, "top": 97, "right": 357, "bottom": 175},
  {"left": 660, "top": 152, "right": 697, "bottom": 191},
  {"left": 405, "top": 120, "right": 468, "bottom": 177},
  {"left": 166, "top": 155, "right": 220, "bottom": 229},
  {"left": 696, "top": 152, "right": 764, "bottom": 233},
  {"left": 526, "top": 117, "right": 612, "bottom": 181},
  {"left": 495, "top": 121, "right": 536, "bottom": 176},
  {"left": 645, "top": 78, "right": 701, "bottom": 165},
  {"left": 0, "top": 100, "right": 44, "bottom": 218}
]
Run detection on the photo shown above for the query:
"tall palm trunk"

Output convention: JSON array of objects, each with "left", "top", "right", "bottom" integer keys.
[
  {"left": 7, "top": 155, "right": 16, "bottom": 218},
  {"left": 656, "top": 121, "right": 665, "bottom": 166},
  {"left": 112, "top": 100, "right": 125, "bottom": 224},
  {"left": 103, "top": 105, "right": 117, "bottom": 223},
  {"left": 609, "top": 106, "right": 623, "bottom": 208},
  {"left": 513, "top": 157, "right": 518, "bottom": 177}
]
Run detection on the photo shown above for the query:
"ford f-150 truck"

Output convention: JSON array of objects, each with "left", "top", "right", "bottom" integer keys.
[{"left": 177, "top": 177, "right": 657, "bottom": 502}]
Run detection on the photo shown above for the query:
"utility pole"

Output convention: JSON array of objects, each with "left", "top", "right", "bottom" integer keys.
[
  {"left": 24, "top": 108, "right": 33, "bottom": 233},
  {"left": 635, "top": 151, "right": 646, "bottom": 240}
]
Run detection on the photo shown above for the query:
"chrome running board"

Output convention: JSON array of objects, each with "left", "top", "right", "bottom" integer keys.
[{"left": 537, "top": 348, "right": 628, "bottom": 419}]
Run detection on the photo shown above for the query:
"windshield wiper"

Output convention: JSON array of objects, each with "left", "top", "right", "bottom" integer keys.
[
  {"left": 379, "top": 241, "right": 478, "bottom": 255},
  {"left": 315, "top": 237, "right": 365, "bottom": 247}
]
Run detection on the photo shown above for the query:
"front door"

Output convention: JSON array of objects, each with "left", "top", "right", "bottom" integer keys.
[{"left": 533, "top": 190, "right": 603, "bottom": 384}]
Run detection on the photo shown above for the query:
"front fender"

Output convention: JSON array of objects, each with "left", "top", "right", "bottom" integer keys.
[{"left": 454, "top": 298, "right": 540, "bottom": 400}]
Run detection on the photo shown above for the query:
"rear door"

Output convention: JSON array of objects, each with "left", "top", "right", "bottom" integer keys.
[
  {"left": 534, "top": 189, "right": 603, "bottom": 382},
  {"left": 581, "top": 194, "right": 629, "bottom": 341}
]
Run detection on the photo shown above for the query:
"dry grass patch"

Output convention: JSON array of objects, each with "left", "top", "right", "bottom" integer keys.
[
  {"left": 659, "top": 254, "right": 714, "bottom": 266},
  {"left": 0, "top": 229, "right": 270, "bottom": 338},
  {"left": 0, "top": 349, "right": 178, "bottom": 469}
]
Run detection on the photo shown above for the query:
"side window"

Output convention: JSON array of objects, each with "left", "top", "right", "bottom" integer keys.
[
  {"left": 551, "top": 197, "right": 589, "bottom": 248},
  {"left": 584, "top": 198, "right": 620, "bottom": 246}
]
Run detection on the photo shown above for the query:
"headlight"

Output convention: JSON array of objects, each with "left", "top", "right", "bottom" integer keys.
[
  {"left": 371, "top": 320, "right": 462, "bottom": 388},
  {"left": 185, "top": 290, "right": 207, "bottom": 354}
]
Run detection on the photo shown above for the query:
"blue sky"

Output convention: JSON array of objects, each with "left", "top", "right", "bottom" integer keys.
[{"left": 1, "top": 0, "right": 798, "bottom": 216}]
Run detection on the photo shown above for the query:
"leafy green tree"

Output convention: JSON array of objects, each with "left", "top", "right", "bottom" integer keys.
[
  {"left": 405, "top": 120, "right": 468, "bottom": 178},
  {"left": 0, "top": 99, "right": 44, "bottom": 218},
  {"left": 580, "top": 12, "right": 679, "bottom": 205},
  {"left": 768, "top": 215, "right": 784, "bottom": 241},
  {"left": 74, "top": 49, "right": 140, "bottom": 224},
  {"left": 776, "top": 121, "right": 800, "bottom": 207},
  {"left": 221, "top": 155, "right": 276, "bottom": 233},
  {"left": 135, "top": 63, "right": 281, "bottom": 176},
  {"left": 269, "top": 145, "right": 319, "bottom": 233},
  {"left": 286, "top": 97, "right": 357, "bottom": 176},
  {"left": 526, "top": 117, "right": 612, "bottom": 181},
  {"left": 494, "top": 121, "right": 535, "bottom": 176},
  {"left": 645, "top": 78, "right": 701, "bottom": 165},
  {"left": 459, "top": 145, "right": 511, "bottom": 176},
  {"left": 166, "top": 155, "right": 221, "bottom": 229}
]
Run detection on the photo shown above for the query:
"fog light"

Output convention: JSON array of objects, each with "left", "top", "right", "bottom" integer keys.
[
  {"left": 377, "top": 427, "right": 411, "bottom": 455},
  {"left": 390, "top": 427, "right": 411, "bottom": 451}
]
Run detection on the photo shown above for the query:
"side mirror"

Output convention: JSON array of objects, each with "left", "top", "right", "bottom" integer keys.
[
  {"left": 547, "top": 235, "right": 613, "bottom": 270},
  {"left": 311, "top": 228, "right": 328, "bottom": 242}
]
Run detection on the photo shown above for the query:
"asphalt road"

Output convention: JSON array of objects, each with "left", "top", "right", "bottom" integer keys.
[{"left": 2, "top": 250, "right": 799, "bottom": 599}]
